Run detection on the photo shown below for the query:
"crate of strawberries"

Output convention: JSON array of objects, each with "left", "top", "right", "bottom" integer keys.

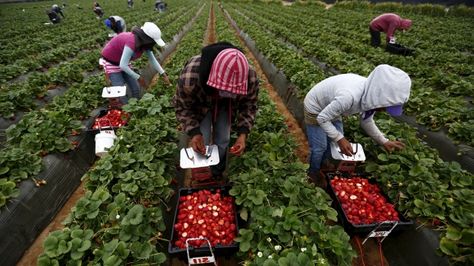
[
  {"left": 168, "top": 186, "right": 239, "bottom": 259},
  {"left": 91, "top": 109, "right": 129, "bottom": 131},
  {"left": 325, "top": 172, "right": 413, "bottom": 235}
]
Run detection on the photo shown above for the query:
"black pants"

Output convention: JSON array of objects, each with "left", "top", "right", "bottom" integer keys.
[{"left": 369, "top": 27, "right": 381, "bottom": 47}]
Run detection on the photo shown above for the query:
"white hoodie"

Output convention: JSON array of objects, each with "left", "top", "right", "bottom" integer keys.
[{"left": 304, "top": 64, "right": 411, "bottom": 145}]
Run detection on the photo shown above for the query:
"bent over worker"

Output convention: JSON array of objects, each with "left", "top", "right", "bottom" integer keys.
[
  {"left": 173, "top": 42, "right": 259, "bottom": 179},
  {"left": 369, "top": 13, "right": 412, "bottom": 47},
  {"left": 100, "top": 22, "right": 171, "bottom": 104},
  {"left": 304, "top": 64, "right": 411, "bottom": 186}
]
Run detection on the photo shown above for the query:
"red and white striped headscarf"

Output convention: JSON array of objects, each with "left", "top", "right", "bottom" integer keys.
[{"left": 206, "top": 48, "right": 249, "bottom": 95}]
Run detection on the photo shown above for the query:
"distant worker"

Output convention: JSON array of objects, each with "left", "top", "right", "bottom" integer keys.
[
  {"left": 51, "top": 4, "right": 65, "bottom": 18},
  {"left": 128, "top": 0, "right": 134, "bottom": 8},
  {"left": 100, "top": 22, "right": 171, "bottom": 104},
  {"left": 154, "top": 0, "right": 167, "bottom": 12},
  {"left": 93, "top": 2, "right": 104, "bottom": 18},
  {"left": 369, "top": 13, "right": 412, "bottom": 47},
  {"left": 47, "top": 4, "right": 65, "bottom": 24},
  {"left": 104, "top": 16, "right": 127, "bottom": 34}
]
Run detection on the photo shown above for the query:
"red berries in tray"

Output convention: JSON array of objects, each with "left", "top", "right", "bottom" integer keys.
[
  {"left": 172, "top": 188, "right": 237, "bottom": 250},
  {"left": 330, "top": 176, "right": 400, "bottom": 225}
]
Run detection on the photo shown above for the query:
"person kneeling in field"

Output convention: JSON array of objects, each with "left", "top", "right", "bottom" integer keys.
[
  {"left": 304, "top": 64, "right": 411, "bottom": 187},
  {"left": 100, "top": 22, "right": 171, "bottom": 104},
  {"left": 173, "top": 42, "right": 260, "bottom": 180}
]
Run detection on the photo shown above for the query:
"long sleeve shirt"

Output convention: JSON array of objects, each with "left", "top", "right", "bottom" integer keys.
[
  {"left": 304, "top": 65, "right": 411, "bottom": 145},
  {"left": 173, "top": 55, "right": 259, "bottom": 137},
  {"left": 370, "top": 13, "right": 404, "bottom": 41}
]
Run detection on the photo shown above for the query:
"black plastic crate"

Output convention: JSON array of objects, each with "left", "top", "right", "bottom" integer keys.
[
  {"left": 168, "top": 185, "right": 239, "bottom": 260},
  {"left": 324, "top": 172, "right": 413, "bottom": 235}
]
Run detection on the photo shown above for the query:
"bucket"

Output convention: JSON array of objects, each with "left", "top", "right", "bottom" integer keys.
[{"left": 95, "top": 128, "right": 116, "bottom": 157}]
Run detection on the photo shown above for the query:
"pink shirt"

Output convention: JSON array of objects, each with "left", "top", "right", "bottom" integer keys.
[
  {"left": 370, "top": 13, "right": 405, "bottom": 41},
  {"left": 101, "top": 32, "right": 143, "bottom": 65}
]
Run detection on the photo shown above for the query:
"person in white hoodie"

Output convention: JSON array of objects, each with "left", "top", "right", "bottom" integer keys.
[{"left": 303, "top": 64, "right": 411, "bottom": 186}]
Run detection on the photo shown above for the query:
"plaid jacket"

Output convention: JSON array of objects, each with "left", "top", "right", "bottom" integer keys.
[{"left": 173, "top": 55, "right": 259, "bottom": 137}]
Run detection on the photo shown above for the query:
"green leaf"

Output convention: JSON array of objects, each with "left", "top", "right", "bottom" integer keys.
[
  {"left": 124, "top": 205, "right": 144, "bottom": 225},
  {"left": 298, "top": 253, "right": 312, "bottom": 265},
  {"left": 130, "top": 242, "right": 153, "bottom": 259},
  {"left": 439, "top": 238, "right": 459, "bottom": 256},
  {"left": 446, "top": 226, "right": 462, "bottom": 241},
  {"left": 263, "top": 259, "right": 278, "bottom": 266},
  {"left": 240, "top": 208, "right": 248, "bottom": 221},
  {"left": 460, "top": 228, "right": 474, "bottom": 246},
  {"left": 409, "top": 165, "right": 425, "bottom": 176}
]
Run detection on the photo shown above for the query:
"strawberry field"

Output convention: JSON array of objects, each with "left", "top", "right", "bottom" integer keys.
[{"left": 0, "top": 0, "right": 473, "bottom": 265}]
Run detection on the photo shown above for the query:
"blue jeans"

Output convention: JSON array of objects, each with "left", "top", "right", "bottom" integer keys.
[
  {"left": 306, "top": 121, "right": 343, "bottom": 174},
  {"left": 200, "top": 101, "right": 231, "bottom": 177},
  {"left": 108, "top": 72, "right": 140, "bottom": 104}
]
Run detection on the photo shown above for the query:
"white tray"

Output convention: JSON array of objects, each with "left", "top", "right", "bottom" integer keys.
[
  {"left": 330, "top": 142, "right": 366, "bottom": 161},
  {"left": 102, "top": 86, "right": 126, "bottom": 98},
  {"left": 180, "top": 145, "right": 219, "bottom": 169}
]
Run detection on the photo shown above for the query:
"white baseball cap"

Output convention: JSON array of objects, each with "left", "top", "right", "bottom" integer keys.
[{"left": 141, "top": 22, "right": 166, "bottom": 47}]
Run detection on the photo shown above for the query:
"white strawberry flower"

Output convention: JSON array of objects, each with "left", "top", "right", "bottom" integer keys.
[
  {"left": 116, "top": 214, "right": 120, "bottom": 219},
  {"left": 301, "top": 247, "right": 307, "bottom": 252},
  {"left": 274, "top": 245, "right": 282, "bottom": 251},
  {"left": 267, "top": 237, "right": 272, "bottom": 242},
  {"left": 257, "top": 251, "right": 263, "bottom": 257}
]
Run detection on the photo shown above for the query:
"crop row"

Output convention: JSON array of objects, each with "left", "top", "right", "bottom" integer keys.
[
  {"left": 0, "top": 0, "right": 200, "bottom": 212},
  {"left": 224, "top": 1, "right": 473, "bottom": 146},
  {"left": 222, "top": 1, "right": 473, "bottom": 263}
]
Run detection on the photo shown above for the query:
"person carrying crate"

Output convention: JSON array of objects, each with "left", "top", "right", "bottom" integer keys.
[
  {"left": 303, "top": 64, "right": 411, "bottom": 186},
  {"left": 104, "top": 16, "right": 127, "bottom": 34},
  {"left": 173, "top": 42, "right": 260, "bottom": 180},
  {"left": 100, "top": 22, "right": 171, "bottom": 104},
  {"left": 369, "top": 13, "right": 412, "bottom": 47}
]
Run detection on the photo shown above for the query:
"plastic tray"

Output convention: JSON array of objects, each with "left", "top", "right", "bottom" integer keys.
[
  {"left": 324, "top": 172, "right": 413, "bottom": 235},
  {"left": 168, "top": 185, "right": 239, "bottom": 260}
]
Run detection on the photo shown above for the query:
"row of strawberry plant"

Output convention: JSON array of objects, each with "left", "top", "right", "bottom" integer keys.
[
  {"left": 229, "top": 1, "right": 473, "bottom": 145},
  {"left": 214, "top": 5, "right": 356, "bottom": 265},
  {"left": 0, "top": 2, "right": 197, "bottom": 118},
  {"left": 0, "top": 0, "right": 200, "bottom": 211},
  {"left": 37, "top": 3, "right": 209, "bottom": 264},
  {"left": 223, "top": 2, "right": 474, "bottom": 263}
]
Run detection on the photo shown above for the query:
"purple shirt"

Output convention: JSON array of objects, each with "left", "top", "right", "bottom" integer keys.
[
  {"left": 370, "top": 13, "right": 404, "bottom": 41},
  {"left": 101, "top": 32, "right": 143, "bottom": 64}
]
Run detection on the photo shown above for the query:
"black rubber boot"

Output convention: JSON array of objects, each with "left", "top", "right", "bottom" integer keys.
[{"left": 307, "top": 171, "right": 327, "bottom": 189}]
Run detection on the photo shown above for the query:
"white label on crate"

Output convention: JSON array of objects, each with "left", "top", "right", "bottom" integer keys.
[
  {"left": 190, "top": 256, "right": 215, "bottom": 264},
  {"left": 368, "top": 230, "right": 390, "bottom": 238}
]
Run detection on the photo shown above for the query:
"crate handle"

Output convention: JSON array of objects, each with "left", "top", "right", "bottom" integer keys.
[
  {"left": 362, "top": 221, "right": 398, "bottom": 245},
  {"left": 186, "top": 237, "right": 217, "bottom": 266}
]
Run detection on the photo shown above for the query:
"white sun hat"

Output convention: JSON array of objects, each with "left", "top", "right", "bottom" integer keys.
[{"left": 141, "top": 22, "right": 166, "bottom": 47}]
